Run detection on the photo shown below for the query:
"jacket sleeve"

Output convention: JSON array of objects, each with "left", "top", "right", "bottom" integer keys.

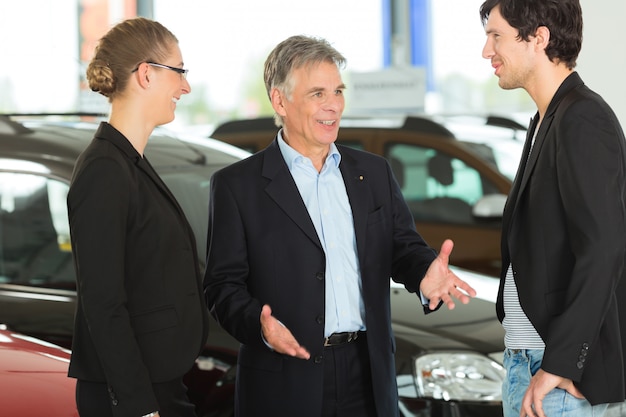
[
  {"left": 204, "top": 170, "right": 264, "bottom": 348},
  {"left": 541, "top": 96, "right": 626, "bottom": 381}
]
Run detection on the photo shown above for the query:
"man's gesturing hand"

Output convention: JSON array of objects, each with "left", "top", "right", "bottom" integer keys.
[
  {"left": 420, "top": 239, "right": 476, "bottom": 311},
  {"left": 260, "top": 304, "right": 310, "bottom": 360}
]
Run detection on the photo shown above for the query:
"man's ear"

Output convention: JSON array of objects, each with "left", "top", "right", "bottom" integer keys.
[
  {"left": 534, "top": 26, "right": 551, "bottom": 51},
  {"left": 270, "top": 88, "right": 287, "bottom": 117}
]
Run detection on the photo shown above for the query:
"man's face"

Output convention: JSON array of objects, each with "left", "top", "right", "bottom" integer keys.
[
  {"left": 274, "top": 61, "right": 346, "bottom": 153},
  {"left": 482, "top": 5, "right": 536, "bottom": 90}
]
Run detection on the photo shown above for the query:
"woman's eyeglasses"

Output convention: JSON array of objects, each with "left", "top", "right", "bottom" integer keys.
[{"left": 132, "top": 61, "right": 189, "bottom": 79}]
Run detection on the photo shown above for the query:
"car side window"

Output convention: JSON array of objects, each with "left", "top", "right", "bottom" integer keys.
[
  {"left": 386, "top": 143, "right": 497, "bottom": 225},
  {"left": 0, "top": 173, "right": 74, "bottom": 288}
]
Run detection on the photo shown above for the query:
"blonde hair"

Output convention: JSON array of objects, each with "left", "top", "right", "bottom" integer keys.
[{"left": 86, "top": 17, "right": 178, "bottom": 101}]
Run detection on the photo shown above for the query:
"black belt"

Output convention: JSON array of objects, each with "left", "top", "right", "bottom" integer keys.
[{"left": 324, "top": 331, "right": 363, "bottom": 347}]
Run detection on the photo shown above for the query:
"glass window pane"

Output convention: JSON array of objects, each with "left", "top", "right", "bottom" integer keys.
[
  {"left": 0, "top": 173, "right": 74, "bottom": 288},
  {"left": 386, "top": 144, "right": 498, "bottom": 225}
]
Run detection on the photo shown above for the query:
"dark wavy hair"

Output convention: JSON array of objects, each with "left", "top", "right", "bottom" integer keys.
[{"left": 479, "top": 0, "right": 583, "bottom": 69}]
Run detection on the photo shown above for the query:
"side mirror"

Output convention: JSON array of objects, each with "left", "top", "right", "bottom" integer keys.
[{"left": 472, "top": 194, "right": 507, "bottom": 219}]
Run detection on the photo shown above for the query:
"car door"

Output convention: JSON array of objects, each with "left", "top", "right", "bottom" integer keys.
[
  {"left": 338, "top": 128, "right": 510, "bottom": 277},
  {"left": 0, "top": 171, "right": 76, "bottom": 348}
]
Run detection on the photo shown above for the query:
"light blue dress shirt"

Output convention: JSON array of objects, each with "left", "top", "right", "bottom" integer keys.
[{"left": 277, "top": 132, "right": 366, "bottom": 337}]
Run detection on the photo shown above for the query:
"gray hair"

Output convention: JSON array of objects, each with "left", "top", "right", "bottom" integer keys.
[{"left": 263, "top": 35, "right": 346, "bottom": 127}]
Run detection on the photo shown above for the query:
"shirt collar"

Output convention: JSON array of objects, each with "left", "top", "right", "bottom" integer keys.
[{"left": 277, "top": 129, "right": 341, "bottom": 171}]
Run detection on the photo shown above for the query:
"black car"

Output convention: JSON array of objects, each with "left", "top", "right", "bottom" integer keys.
[{"left": 0, "top": 114, "right": 506, "bottom": 417}]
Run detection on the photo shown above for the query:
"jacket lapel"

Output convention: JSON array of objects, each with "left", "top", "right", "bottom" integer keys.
[
  {"left": 261, "top": 139, "right": 323, "bottom": 250},
  {"left": 338, "top": 147, "right": 370, "bottom": 265},
  {"left": 94, "top": 122, "right": 195, "bottom": 241},
  {"left": 136, "top": 157, "right": 187, "bottom": 216},
  {"left": 506, "top": 72, "right": 585, "bottom": 226},
  {"left": 503, "top": 118, "right": 534, "bottom": 227}
]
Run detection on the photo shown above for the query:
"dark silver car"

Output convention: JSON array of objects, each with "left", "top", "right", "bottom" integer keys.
[{"left": 0, "top": 114, "right": 507, "bottom": 416}]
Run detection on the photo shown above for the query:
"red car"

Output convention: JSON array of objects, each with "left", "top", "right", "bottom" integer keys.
[{"left": 0, "top": 326, "right": 78, "bottom": 416}]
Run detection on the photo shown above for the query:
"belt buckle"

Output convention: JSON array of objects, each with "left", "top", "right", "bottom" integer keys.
[{"left": 324, "top": 331, "right": 359, "bottom": 347}]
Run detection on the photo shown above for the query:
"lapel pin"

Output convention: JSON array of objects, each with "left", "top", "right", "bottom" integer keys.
[{"left": 359, "top": 175, "right": 364, "bottom": 181}]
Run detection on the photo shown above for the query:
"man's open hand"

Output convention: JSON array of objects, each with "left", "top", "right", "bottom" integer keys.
[
  {"left": 260, "top": 305, "right": 310, "bottom": 359},
  {"left": 420, "top": 239, "right": 476, "bottom": 310}
]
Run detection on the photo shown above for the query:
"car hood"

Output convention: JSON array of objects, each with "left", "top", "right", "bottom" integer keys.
[
  {"left": 0, "top": 329, "right": 78, "bottom": 416},
  {"left": 390, "top": 267, "right": 504, "bottom": 355}
]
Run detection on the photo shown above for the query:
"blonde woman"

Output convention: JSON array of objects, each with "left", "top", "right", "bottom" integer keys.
[{"left": 67, "top": 17, "right": 208, "bottom": 417}]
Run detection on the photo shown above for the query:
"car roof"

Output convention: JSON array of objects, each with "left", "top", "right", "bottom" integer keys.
[
  {"left": 212, "top": 114, "right": 456, "bottom": 137},
  {"left": 0, "top": 114, "right": 249, "bottom": 182},
  {"left": 212, "top": 113, "right": 526, "bottom": 137}
]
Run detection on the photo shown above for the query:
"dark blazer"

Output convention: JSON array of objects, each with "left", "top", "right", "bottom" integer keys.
[
  {"left": 205, "top": 139, "right": 437, "bottom": 417},
  {"left": 67, "top": 122, "right": 209, "bottom": 417},
  {"left": 499, "top": 72, "right": 626, "bottom": 405}
]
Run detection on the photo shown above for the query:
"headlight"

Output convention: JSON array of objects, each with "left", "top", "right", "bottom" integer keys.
[{"left": 414, "top": 351, "right": 505, "bottom": 401}]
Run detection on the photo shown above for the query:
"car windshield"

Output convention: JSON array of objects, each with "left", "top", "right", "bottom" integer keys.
[
  {"left": 435, "top": 115, "right": 526, "bottom": 182},
  {"left": 461, "top": 140, "right": 523, "bottom": 182}
]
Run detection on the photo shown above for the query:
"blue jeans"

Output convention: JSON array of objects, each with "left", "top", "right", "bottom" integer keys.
[{"left": 502, "top": 349, "right": 608, "bottom": 417}]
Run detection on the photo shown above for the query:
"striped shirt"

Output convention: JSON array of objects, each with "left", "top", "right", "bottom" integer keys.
[
  {"left": 502, "top": 119, "right": 544, "bottom": 349},
  {"left": 502, "top": 264, "right": 545, "bottom": 349}
]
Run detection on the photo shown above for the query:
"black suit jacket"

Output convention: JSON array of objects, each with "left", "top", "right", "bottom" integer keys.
[
  {"left": 499, "top": 72, "right": 626, "bottom": 405},
  {"left": 67, "top": 122, "right": 209, "bottom": 417},
  {"left": 204, "top": 139, "right": 437, "bottom": 417}
]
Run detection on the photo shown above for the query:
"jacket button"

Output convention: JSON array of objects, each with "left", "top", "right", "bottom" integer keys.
[
  {"left": 316, "top": 315, "right": 323, "bottom": 324},
  {"left": 314, "top": 355, "right": 323, "bottom": 364},
  {"left": 107, "top": 386, "right": 118, "bottom": 405},
  {"left": 577, "top": 361, "right": 584, "bottom": 369},
  {"left": 316, "top": 272, "right": 324, "bottom": 281}
]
